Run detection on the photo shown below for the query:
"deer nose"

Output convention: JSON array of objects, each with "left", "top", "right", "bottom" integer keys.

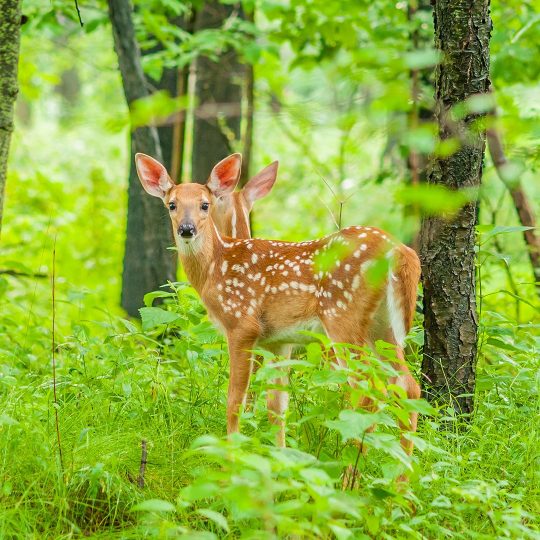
[{"left": 178, "top": 222, "right": 196, "bottom": 238}]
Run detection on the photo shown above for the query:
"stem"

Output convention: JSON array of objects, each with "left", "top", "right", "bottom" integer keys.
[{"left": 51, "top": 236, "right": 64, "bottom": 473}]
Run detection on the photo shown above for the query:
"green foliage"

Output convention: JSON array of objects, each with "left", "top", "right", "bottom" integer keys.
[
  {"left": 0, "top": 269, "right": 538, "bottom": 537},
  {"left": 1, "top": 0, "right": 540, "bottom": 538}
]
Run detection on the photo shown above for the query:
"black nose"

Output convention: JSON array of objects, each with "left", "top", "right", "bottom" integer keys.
[{"left": 179, "top": 222, "right": 196, "bottom": 238}]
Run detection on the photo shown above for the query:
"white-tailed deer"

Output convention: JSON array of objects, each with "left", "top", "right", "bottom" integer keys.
[{"left": 136, "top": 152, "right": 421, "bottom": 459}]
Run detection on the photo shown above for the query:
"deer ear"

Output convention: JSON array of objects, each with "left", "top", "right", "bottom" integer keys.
[
  {"left": 207, "top": 153, "right": 242, "bottom": 197},
  {"left": 135, "top": 153, "right": 174, "bottom": 199},
  {"left": 243, "top": 161, "right": 278, "bottom": 205}
]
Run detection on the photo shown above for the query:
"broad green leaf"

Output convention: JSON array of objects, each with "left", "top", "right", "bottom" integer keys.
[
  {"left": 325, "top": 410, "right": 387, "bottom": 441},
  {"left": 143, "top": 290, "right": 176, "bottom": 307},
  {"left": 477, "top": 224, "right": 534, "bottom": 245},
  {"left": 139, "top": 307, "right": 181, "bottom": 331}
]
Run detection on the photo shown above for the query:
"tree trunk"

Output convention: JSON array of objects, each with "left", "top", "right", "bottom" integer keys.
[
  {"left": 108, "top": 0, "right": 176, "bottom": 317},
  {"left": 486, "top": 98, "right": 540, "bottom": 295},
  {"left": 191, "top": 1, "right": 245, "bottom": 183},
  {"left": 419, "top": 0, "right": 492, "bottom": 415},
  {"left": 406, "top": 0, "right": 434, "bottom": 250},
  {"left": 240, "top": 60, "right": 254, "bottom": 187},
  {"left": 0, "top": 0, "right": 22, "bottom": 238}
]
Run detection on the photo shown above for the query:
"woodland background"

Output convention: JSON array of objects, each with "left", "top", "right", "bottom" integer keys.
[{"left": 0, "top": 0, "right": 539, "bottom": 538}]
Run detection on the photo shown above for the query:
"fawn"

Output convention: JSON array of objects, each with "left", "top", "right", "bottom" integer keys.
[{"left": 136, "top": 152, "right": 421, "bottom": 457}]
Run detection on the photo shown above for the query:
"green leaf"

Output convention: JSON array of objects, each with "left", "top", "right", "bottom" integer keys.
[
  {"left": 325, "top": 410, "right": 385, "bottom": 441},
  {"left": 129, "top": 91, "right": 189, "bottom": 130},
  {"left": 396, "top": 184, "right": 477, "bottom": 216},
  {"left": 477, "top": 224, "right": 534, "bottom": 245},
  {"left": 196, "top": 509, "right": 230, "bottom": 532},
  {"left": 402, "top": 398, "right": 437, "bottom": 415},
  {"left": 143, "top": 290, "right": 176, "bottom": 307},
  {"left": 139, "top": 307, "right": 181, "bottom": 331},
  {"left": 0, "top": 414, "right": 19, "bottom": 426},
  {"left": 131, "top": 499, "right": 176, "bottom": 513},
  {"left": 312, "top": 369, "right": 348, "bottom": 386}
]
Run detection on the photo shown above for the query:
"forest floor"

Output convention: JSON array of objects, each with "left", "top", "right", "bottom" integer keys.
[{"left": 0, "top": 263, "right": 538, "bottom": 538}]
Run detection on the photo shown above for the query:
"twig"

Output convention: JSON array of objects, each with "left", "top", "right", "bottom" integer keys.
[
  {"left": 0, "top": 269, "right": 47, "bottom": 278},
  {"left": 138, "top": 439, "right": 148, "bottom": 488},
  {"left": 74, "top": 0, "right": 84, "bottom": 27},
  {"left": 51, "top": 236, "right": 64, "bottom": 473}
]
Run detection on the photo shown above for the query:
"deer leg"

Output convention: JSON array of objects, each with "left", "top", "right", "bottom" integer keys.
[
  {"left": 323, "top": 322, "right": 375, "bottom": 489},
  {"left": 226, "top": 334, "right": 257, "bottom": 435},
  {"left": 388, "top": 347, "right": 421, "bottom": 457}
]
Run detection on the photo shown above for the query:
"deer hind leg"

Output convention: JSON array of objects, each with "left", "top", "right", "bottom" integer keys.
[
  {"left": 265, "top": 345, "right": 291, "bottom": 448},
  {"left": 388, "top": 347, "right": 421, "bottom": 457},
  {"left": 323, "top": 320, "right": 375, "bottom": 489}
]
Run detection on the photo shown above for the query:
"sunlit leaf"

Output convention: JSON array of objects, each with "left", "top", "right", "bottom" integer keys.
[{"left": 139, "top": 306, "right": 181, "bottom": 330}]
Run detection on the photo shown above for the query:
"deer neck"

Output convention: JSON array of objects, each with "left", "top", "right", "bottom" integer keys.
[{"left": 176, "top": 223, "right": 223, "bottom": 293}]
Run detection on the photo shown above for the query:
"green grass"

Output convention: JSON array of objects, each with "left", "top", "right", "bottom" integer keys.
[{"left": 0, "top": 269, "right": 538, "bottom": 538}]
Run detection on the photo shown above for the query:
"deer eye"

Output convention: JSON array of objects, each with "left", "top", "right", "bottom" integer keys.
[
  {"left": 201, "top": 202, "right": 209, "bottom": 211},
  {"left": 168, "top": 201, "right": 176, "bottom": 211}
]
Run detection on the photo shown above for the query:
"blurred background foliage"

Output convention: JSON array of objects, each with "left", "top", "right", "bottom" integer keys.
[{"left": 0, "top": 0, "right": 539, "bottom": 537}]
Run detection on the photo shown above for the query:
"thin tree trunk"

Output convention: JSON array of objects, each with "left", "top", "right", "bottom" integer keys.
[
  {"left": 191, "top": 1, "right": 245, "bottom": 184},
  {"left": 486, "top": 100, "right": 540, "bottom": 294},
  {"left": 406, "top": 0, "right": 434, "bottom": 251},
  {"left": 240, "top": 62, "right": 254, "bottom": 187},
  {"left": 108, "top": 0, "right": 176, "bottom": 317},
  {"left": 170, "top": 66, "right": 190, "bottom": 183},
  {"left": 0, "top": 0, "right": 22, "bottom": 238},
  {"left": 419, "top": 0, "right": 492, "bottom": 415},
  {"left": 240, "top": 6, "right": 255, "bottom": 187}
]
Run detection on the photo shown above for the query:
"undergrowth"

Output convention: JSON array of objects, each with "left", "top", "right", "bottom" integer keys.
[{"left": 0, "top": 266, "right": 538, "bottom": 539}]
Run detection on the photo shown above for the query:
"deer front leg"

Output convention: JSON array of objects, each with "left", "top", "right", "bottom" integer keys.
[{"left": 226, "top": 334, "right": 256, "bottom": 435}]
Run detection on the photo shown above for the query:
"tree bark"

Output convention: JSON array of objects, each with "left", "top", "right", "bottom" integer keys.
[
  {"left": 191, "top": 1, "right": 245, "bottom": 183},
  {"left": 0, "top": 0, "right": 22, "bottom": 238},
  {"left": 108, "top": 0, "right": 176, "bottom": 317},
  {"left": 419, "top": 0, "right": 492, "bottom": 415}
]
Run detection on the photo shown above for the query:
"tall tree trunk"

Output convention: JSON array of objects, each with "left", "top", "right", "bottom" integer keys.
[
  {"left": 108, "top": 0, "right": 176, "bottom": 317},
  {"left": 407, "top": 0, "right": 434, "bottom": 188},
  {"left": 240, "top": 7, "right": 255, "bottom": 187},
  {"left": 419, "top": 0, "right": 492, "bottom": 415},
  {"left": 486, "top": 93, "right": 540, "bottom": 295},
  {"left": 191, "top": 1, "right": 245, "bottom": 184},
  {"left": 406, "top": 0, "right": 434, "bottom": 250},
  {"left": 0, "top": 0, "right": 22, "bottom": 238}
]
